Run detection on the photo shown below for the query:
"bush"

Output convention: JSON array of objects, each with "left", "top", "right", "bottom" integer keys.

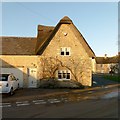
[
  {"left": 39, "top": 78, "right": 59, "bottom": 88},
  {"left": 39, "top": 78, "right": 84, "bottom": 89}
]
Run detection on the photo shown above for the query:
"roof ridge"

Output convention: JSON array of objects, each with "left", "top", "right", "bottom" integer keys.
[
  {"left": 36, "top": 16, "right": 95, "bottom": 57},
  {"left": 59, "top": 16, "right": 73, "bottom": 24}
]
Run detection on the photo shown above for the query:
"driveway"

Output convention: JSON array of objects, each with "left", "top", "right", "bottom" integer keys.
[{"left": 92, "top": 74, "right": 118, "bottom": 87}]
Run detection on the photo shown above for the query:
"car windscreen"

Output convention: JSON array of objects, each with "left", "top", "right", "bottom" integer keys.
[{"left": 0, "top": 74, "right": 9, "bottom": 81}]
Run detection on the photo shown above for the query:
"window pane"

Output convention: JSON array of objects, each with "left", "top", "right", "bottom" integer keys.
[
  {"left": 66, "top": 52, "right": 69, "bottom": 55},
  {"left": 66, "top": 47, "right": 70, "bottom": 52},
  {"left": 63, "top": 73, "right": 66, "bottom": 78},
  {"left": 61, "top": 52, "right": 64, "bottom": 55},
  {"left": 0, "top": 74, "right": 9, "bottom": 81},
  {"left": 65, "top": 48, "right": 67, "bottom": 52},
  {"left": 67, "top": 73, "right": 70, "bottom": 79},
  {"left": 58, "top": 73, "right": 62, "bottom": 79}
]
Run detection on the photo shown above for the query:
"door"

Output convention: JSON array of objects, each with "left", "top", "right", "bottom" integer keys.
[{"left": 28, "top": 68, "right": 37, "bottom": 88}]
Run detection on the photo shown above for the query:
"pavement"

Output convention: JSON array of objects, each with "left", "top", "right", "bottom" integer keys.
[
  {"left": 1, "top": 81, "right": 120, "bottom": 106},
  {"left": 1, "top": 74, "right": 120, "bottom": 103}
]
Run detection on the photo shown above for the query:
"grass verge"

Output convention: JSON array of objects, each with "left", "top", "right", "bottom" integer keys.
[{"left": 103, "top": 74, "right": 120, "bottom": 82}]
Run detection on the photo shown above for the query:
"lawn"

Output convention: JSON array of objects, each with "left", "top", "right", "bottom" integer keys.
[{"left": 103, "top": 74, "right": 120, "bottom": 82}]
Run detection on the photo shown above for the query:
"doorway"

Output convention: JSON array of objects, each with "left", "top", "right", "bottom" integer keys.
[{"left": 28, "top": 68, "right": 37, "bottom": 88}]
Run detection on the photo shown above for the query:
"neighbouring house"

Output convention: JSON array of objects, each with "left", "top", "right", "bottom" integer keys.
[
  {"left": 0, "top": 16, "right": 95, "bottom": 88},
  {"left": 95, "top": 54, "right": 119, "bottom": 74},
  {"left": 119, "top": 52, "right": 120, "bottom": 74}
]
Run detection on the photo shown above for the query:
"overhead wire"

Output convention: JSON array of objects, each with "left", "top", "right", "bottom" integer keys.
[{"left": 14, "top": 2, "right": 56, "bottom": 24}]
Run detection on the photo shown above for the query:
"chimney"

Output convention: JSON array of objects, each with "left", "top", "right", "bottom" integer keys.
[{"left": 104, "top": 54, "right": 107, "bottom": 59}]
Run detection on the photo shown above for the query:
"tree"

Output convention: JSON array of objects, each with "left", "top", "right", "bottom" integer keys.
[
  {"left": 39, "top": 56, "right": 91, "bottom": 85},
  {"left": 109, "top": 64, "right": 119, "bottom": 74},
  {"left": 40, "top": 56, "right": 61, "bottom": 79}
]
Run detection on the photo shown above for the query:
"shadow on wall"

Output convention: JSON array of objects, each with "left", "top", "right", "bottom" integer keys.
[
  {"left": 0, "top": 58, "right": 38, "bottom": 88},
  {"left": 0, "top": 59, "right": 86, "bottom": 89}
]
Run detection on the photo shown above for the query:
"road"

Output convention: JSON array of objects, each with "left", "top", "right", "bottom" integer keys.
[
  {"left": 2, "top": 86, "right": 119, "bottom": 118},
  {"left": 1, "top": 74, "right": 120, "bottom": 118},
  {"left": 2, "top": 97, "right": 118, "bottom": 118}
]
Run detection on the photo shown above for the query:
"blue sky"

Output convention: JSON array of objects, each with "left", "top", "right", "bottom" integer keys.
[{"left": 1, "top": 2, "right": 118, "bottom": 56}]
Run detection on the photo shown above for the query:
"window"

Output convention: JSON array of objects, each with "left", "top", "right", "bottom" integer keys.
[
  {"left": 63, "top": 73, "right": 66, "bottom": 78},
  {"left": 60, "top": 47, "right": 70, "bottom": 56},
  {"left": 11, "top": 75, "right": 16, "bottom": 81},
  {"left": 58, "top": 72, "right": 62, "bottom": 79},
  {"left": 66, "top": 73, "right": 70, "bottom": 79},
  {"left": 0, "top": 74, "right": 9, "bottom": 81},
  {"left": 65, "top": 48, "right": 70, "bottom": 55},
  {"left": 58, "top": 70, "right": 70, "bottom": 80}
]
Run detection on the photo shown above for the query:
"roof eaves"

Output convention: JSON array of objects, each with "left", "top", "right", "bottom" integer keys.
[{"left": 70, "top": 24, "right": 95, "bottom": 58}]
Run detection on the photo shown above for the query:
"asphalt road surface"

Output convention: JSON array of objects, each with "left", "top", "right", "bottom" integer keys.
[
  {"left": 92, "top": 74, "right": 118, "bottom": 87},
  {"left": 2, "top": 97, "right": 118, "bottom": 118},
  {"left": 2, "top": 86, "right": 119, "bottom": 118}
]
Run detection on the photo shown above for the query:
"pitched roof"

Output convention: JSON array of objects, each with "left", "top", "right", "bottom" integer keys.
[
  {"left": 35, "top": 25, "right": 55, "bottom": 52},
  {"left": 69, "top": 23, "right": 95, "bottom": 58},
  {"left": 96, "top": 55, "right": 119, "bottom": 64},
  {"left": 1, "top": 16, "right": 95, "bottom": 57},
  {"left": 0, "top": 37, "right": 37, "bottom": 55},
  {"left": 36, "top": 16, "right": 95, "bottom": 57},
  {"left": 59, "top": 16, "right": 73, "bottom": 24}
]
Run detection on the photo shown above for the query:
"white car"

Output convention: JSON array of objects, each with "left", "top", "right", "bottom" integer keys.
[{"left": 0, "top": 74, "right": 19, "bottom": 95}]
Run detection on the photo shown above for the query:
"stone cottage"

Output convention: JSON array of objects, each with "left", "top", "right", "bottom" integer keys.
[
  {"left": 95, "top": 54, "right": 119, "bottom": 74},
  {"left": 0, "top": 16, "right": 95, "bottom": 88}
]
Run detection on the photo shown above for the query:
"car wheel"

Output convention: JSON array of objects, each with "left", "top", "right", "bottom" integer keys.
[{"left": 9, "top": 88, "right": 14, "bottom": 96}]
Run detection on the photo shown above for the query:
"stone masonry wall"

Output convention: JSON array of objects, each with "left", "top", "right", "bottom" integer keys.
[
  {"left": 0, "top": 55, "right": 39, "bottom": 87},
  {"left": 38, "top": 24, "right": 92, "bottom": 86}
]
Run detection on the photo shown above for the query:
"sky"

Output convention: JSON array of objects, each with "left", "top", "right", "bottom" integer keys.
[{"left": 1, "top": 2, "right": 118, "bottom": 56}]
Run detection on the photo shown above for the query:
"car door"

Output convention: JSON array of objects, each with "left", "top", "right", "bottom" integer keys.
[{"left": 11, "top": 75, "right": 17, "bottom": 90}]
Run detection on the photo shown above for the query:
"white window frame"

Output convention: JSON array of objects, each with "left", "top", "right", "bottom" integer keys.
[
  {"left": 60, "top": 47, "right": 70, "bottom": 56},
  {"left": 58, "top": 70, "right": 71, "bottom": 80}
]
